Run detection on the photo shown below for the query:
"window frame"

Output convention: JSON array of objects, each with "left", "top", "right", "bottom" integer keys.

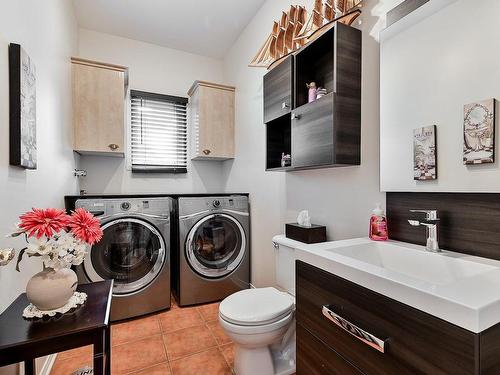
[{"left": 127, "top": 89, "right": 189, "bottom": 174}]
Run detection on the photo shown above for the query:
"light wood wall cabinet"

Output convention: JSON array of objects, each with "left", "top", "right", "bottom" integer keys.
[
  {"left": 72, "top": 57, "right": 128, "bottom": 156},
  {"left": 188, "top": 81, "right": 235, "bottom": 160}
]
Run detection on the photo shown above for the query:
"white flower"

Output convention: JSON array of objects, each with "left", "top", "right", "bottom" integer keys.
[
  {"left": 26, "top": 237, "right": 54, "bottom": 256},
  {"left": 43, "top": 255, "right": 68, "bottom": 271},
  {"left": 18, "top": 231, "right": 90, "bottom": 271},
  {"left": 41, "top": 254, "right": 58, "bottom": 270},
  {"left": 71, "top": 252, "right": 86, "bottom": 266},
  {"left": 74, "top": 241, "right": 88, "bottom": 253},
  {"left": 57, "top": 231, "right": 76, "bottom": 248}
]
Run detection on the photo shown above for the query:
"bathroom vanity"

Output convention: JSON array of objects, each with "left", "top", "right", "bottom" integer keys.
[{"left": 283, "top": 237, "right": 500, "bottom": 374}]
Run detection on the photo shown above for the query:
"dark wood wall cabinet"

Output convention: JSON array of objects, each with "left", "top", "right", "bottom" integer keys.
[
  {"left": 263, "top": 23, "right": 361, "bottom": 171},
  {"left": 263, "top": 55, "right": 293, "bottom": 124},
  {"left": 296, "top": 260, "right": 500, "bottom": 375}
]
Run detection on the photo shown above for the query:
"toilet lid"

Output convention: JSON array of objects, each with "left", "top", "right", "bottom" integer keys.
[{"left": 219, "top": 287, "right": 295, "bottom": 326}]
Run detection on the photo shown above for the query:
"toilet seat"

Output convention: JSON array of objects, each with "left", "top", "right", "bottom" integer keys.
[
  {"left": 219, "top": 308, "right": 294, "bottom": 335},
  {"left": 219, "top": 287, "right": 295, "bottom": 326}
]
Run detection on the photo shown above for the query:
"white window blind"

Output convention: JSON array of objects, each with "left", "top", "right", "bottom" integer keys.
[{"left": 130, "top": 90, "right": 188, "bottom": 173}]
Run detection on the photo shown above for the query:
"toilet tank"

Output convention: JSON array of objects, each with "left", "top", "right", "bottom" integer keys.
[{"left": 273, "top": 235, "right": 296, "bottom": 296}]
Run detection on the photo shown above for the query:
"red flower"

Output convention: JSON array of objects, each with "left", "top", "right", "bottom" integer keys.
[
  {"left": 19, "top": 208, "right": 71, "bottom": 239},
  {"left": 69, "top": 208, "right": 103, "bottom": 245}
]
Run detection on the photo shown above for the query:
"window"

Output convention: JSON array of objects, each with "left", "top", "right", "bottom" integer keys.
[{"left": 130, "top": 90, "right": 188, "bottom": 173}]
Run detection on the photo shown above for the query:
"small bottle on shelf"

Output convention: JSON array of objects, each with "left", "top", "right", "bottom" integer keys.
[
  {"left": 306, "top": 82, "right": 317, "bottom": 103},
  {"left": 369, "top": 203, "right": 388, "bottom": 241}
]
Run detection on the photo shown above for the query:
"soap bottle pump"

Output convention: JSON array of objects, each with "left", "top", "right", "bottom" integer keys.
[{"left": 369, "top": 203, "right": 388, "bottom": 241}]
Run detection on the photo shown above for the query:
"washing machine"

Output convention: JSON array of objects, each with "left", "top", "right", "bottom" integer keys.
[
  {"left": 74, "top": 197, "right": 172, "bottom": 321},
  {"left": 175, "top": 195, "right": 250, "bottom": 306}
]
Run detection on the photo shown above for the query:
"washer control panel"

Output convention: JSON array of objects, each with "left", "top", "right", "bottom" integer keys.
[
  {"left": 121, "top": 202, "right": 131, "bottom": 211},
  {"left": 75, "top": 198, "right": 172, "bottom": 216}
]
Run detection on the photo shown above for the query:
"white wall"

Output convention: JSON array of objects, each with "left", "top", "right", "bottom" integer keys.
[
  {"left": 77, "top": 29, "right": 228, "bottom": 194},
  {"left": 0, "top": 1, "right": 78, "bottom": 373},
  {"left": 74, "top": 2, "right": 408, "bottom": 288},
  {"left": 0, "top": 0, "right": 79, "bottom": 313},
  {"left": 380, "top": 0, "right": 500, "bottom": 192},
  {"left": 221, "top": 0, "right": 401, "bottom": 287}
]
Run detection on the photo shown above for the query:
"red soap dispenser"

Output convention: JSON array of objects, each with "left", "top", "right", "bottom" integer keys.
[{"left": 369, "top": 203, "right": 388, "bottom": 241}]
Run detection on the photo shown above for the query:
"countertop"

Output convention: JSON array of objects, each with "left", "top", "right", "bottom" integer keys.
[{"left": 275, "top": 235, "right": 500, "bottom": 333}]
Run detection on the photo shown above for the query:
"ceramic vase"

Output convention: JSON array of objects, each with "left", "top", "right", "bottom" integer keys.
[{"left": 26, "top": 268, "right": 78, "bottom": 310}]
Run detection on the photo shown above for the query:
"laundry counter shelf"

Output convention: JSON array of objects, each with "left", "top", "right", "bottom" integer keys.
[{"left": 0, "top": 280, "right": 113, "bottom": 375}]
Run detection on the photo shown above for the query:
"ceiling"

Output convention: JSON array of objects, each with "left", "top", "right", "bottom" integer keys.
[{"left": 72, "top": 0, "right": 266, "bottom": 59}]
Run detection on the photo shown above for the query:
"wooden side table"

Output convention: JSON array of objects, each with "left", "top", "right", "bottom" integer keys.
[{"left": 0, "top": 280, "right": 113, "bottom": 375}]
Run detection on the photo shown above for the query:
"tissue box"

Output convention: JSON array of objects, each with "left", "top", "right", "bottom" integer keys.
[{"left": 285, "top": 223, "right": 326, "bottom": 244}]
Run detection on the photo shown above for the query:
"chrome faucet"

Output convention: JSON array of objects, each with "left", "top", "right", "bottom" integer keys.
[{"left": 408, "top": 210, "right": 440, "bottom": 252}]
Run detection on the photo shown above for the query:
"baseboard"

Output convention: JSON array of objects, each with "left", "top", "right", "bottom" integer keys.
[{"left": 40, "top": 354, "right": 57, "bottom": 375}]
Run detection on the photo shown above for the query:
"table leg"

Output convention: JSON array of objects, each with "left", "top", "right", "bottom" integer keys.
[
  {"left": 24, "top": 359, "right": 36, "bottom": 375},
  {"left": 105, "top": 326, "right": 111, "bottom": 375},
  {"left": 93, "top": 330, "right": 105, "bottom": 375}
]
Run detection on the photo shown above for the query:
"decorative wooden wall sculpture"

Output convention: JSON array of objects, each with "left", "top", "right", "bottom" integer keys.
[{"left": 249, "top": 0, "right": 363, "bottom": 69}]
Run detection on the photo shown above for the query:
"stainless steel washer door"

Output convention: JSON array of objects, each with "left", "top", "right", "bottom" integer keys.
[
  {"left": 186, "top": 213, "right": 246, "bottom": 279},
  {"left": 83, "top": 217, "right": 166, "bottom": 296}
]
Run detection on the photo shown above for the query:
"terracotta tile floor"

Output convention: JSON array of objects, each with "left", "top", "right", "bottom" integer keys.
[{"left": 50, "top": 298, "right": 234, "bottom": 375}]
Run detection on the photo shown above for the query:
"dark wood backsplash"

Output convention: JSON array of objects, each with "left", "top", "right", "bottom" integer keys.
[{"left": 387, "top": 192, "right": 500, "bottom": 261}]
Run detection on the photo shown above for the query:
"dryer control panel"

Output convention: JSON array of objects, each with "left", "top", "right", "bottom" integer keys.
[
  {"left": 178, "top": 195, "right": 249, "bottom": 216},
  {"left": 206, "top": 197, "right": 247, "bottom": 210}
]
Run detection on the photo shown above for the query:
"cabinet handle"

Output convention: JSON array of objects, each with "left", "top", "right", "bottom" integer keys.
[
  {"left": 203, "top": 149, "right": 211, "bottom": 155},
  {"left": 322, "top": 305, "right": 387, "bottom": 353},
  {"left": 291, "top": 113, "right": 301, "bottom": 120},
  {"left": 282, "top": 102, "right": 290, "bottom": 109},
  {"left": 108, "top": 143, "right": 119, "bottom": 151}
]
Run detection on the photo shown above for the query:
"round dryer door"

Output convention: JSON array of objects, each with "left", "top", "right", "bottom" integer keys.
[
  {"left": 186, "top": 213, "right": 246, "bottom": 279},
  {"left": 83, "top": 218, "right": 166, "bottom": 296}
]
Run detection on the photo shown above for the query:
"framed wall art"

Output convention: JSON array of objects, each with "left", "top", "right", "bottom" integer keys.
[
  {"left": 413, "top": 125, "right": 437, "bottom": 181},
  {"left": 9, "top": 43, "right": 37, "bottom": 169},
  {"left": 463, "top": 98, "right": 495, "bottom": 165}
]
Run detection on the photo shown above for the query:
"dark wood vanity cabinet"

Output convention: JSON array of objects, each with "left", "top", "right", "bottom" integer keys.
[
  {"left": 263, "top": 55, "right": 293, "bottom": 123},
  {"left": 296, "top": 260, "right": 500, "bottom": 375},
  {"left": 264, "top": 22, "right": 361, "bottom": 171},
  {"left": 297, "top": 323, "right": 360, "bottom": 374}
]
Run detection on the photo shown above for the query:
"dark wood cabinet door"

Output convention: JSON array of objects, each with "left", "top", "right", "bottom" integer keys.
[
  {"left": 263, "top": 55, "right": 293, "bottom": 123},
  {"left": 296, "top": 261, "right": 478, "bottom": 375},
  {"left": 291, "top": 93, "right": 334, "bottom": 168},
  {"left": 297, "top": 323, "right": 361, "bottom": 375}
]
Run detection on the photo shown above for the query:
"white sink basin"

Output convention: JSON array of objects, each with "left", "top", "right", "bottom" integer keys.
[
  {"left": 274, "top": 235, "right": 500, "bottom": 333},
  {"left": 327, "top": 241, "right": 496, "bottom": 285}
]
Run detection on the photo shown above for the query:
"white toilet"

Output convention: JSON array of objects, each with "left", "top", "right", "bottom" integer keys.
[{"left": 219, "top": 238, "right": 296, "bottom": 375}]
